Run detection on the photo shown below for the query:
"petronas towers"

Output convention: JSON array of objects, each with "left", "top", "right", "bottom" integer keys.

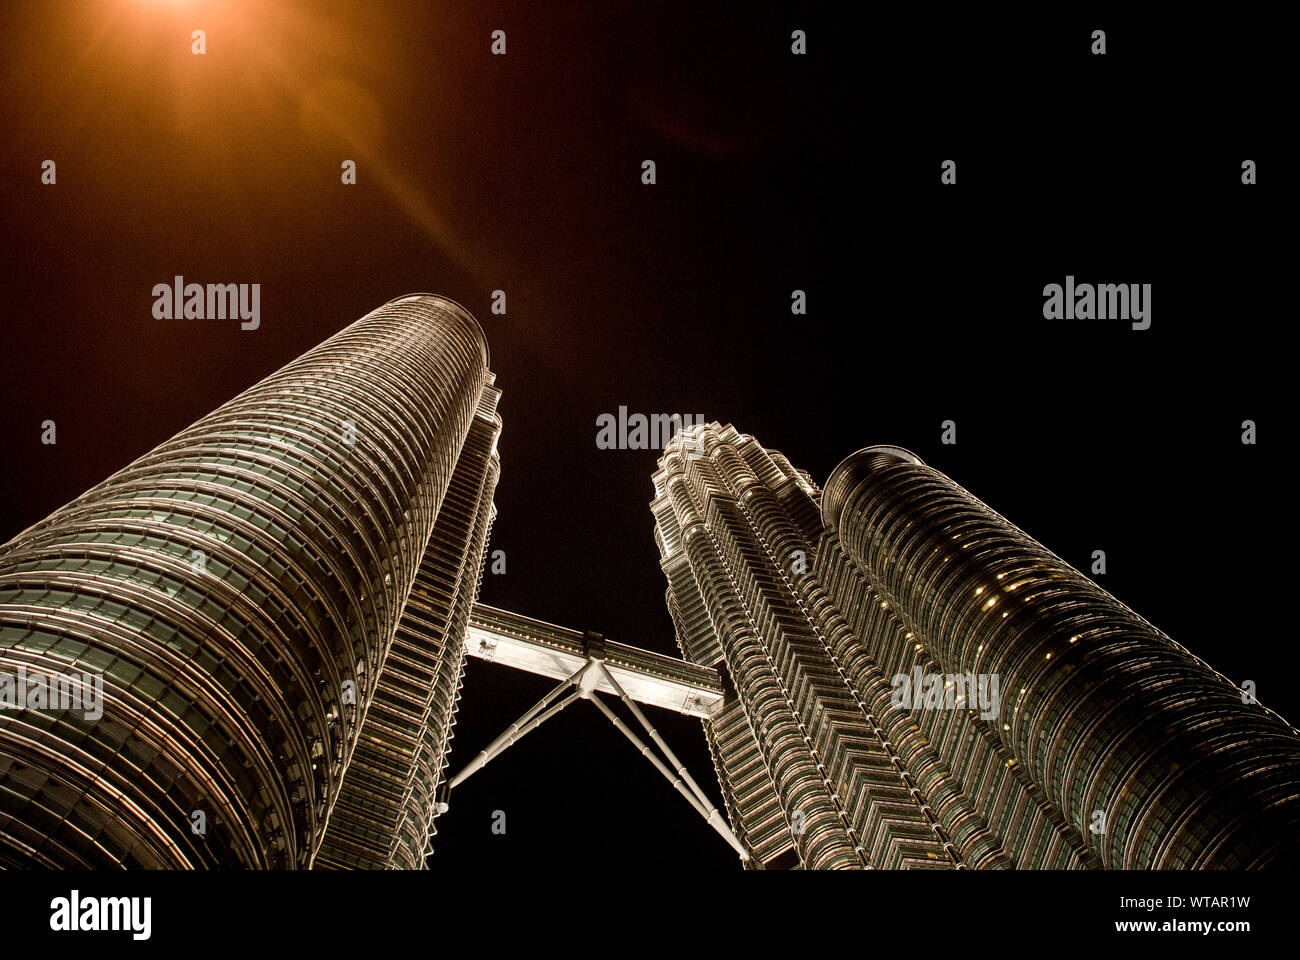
[
  {"left": 653, "top": 424, "right": 1300, "bottom": 869},
  {"left": 2, "top": 298, "right": 1298, "bottom": 869}
]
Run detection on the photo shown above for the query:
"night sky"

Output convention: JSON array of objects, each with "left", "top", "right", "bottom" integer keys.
[{"left": 0, "top": 4, "right": 1285, "bottom": 871}]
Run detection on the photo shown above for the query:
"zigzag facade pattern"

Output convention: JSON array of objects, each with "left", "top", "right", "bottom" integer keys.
[
  {"left": 654, "top": 424, "right": 994, "bottom": 869},
  {"left": 653, "top": 425, "right": 1300, "bottom": 869}
]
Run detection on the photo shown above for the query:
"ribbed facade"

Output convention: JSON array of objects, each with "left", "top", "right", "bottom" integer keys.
[
  {"left": 653, "top": 425, "right": 1300, "bottom": 869},
  {"left": 0, "top": 294, "right": 498, "bottom": 869},
  {"left": 822, "top": 446, "right": 1300, "bottom": 869},
  {"left": 813, "top": 529, "right": 1091, "bottom": 869},
  {"left": 316, "top": 374, "right": 500, "bottom": 868},
  {"left": 653, "top": 424, "right": 1006, "bottom": 869}
]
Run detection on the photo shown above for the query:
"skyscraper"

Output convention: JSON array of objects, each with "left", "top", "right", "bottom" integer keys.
[
  {"left": 5, "top": 320, "right": 1296, "bottom": 871},
  {"left": 0, "top": 294, "right": 499, "bottom": 868},
  {"left": 652, "top": 424, "right": 1300, "bottom": 869}
]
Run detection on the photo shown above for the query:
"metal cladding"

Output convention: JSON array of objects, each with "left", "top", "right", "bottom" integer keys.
[
  {"left": 317, "top": 363, "right": 500, "bottom": 869},
  {"left": 822, "top": 446, "right": 1300, "bottom": 869},
  {"left": 653, "top": 426, "right": 1300, "bottom": 869},
  {"left": 0, "top": 294, "right": 499, "bottom": 868},
  {"left": 652, "top": 424, "right": 1011, "bottom": 869},
  {"left": 3, "top": 294, "right": 1295, "bottom": 870}
]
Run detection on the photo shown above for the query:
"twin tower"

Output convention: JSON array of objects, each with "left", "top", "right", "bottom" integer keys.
[{"left": 1, "top": 295, "right": 1296, "bottom": 869}]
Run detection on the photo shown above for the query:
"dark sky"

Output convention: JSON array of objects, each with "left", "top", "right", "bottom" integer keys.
[{"left": 0, "top": 4, "right": 1285, "bottom": 870}]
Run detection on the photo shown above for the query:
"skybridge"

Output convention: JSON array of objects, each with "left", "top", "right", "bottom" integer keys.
[
  {"left": 463, "top": 603, "right": 725, "bottom": 718},
  {"left": 449, "top": 603, "right": 747, "bottom": 860}
]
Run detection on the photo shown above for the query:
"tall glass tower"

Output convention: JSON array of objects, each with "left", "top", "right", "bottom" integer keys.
[
  {"left": 652, "top": 424, "right": 1300, "bottom": 869},
  {"left": 0, "top": 294, "right": 500, "bottom": 868},
  {"left": 822, "top": 445, "right": 1300, "bottom": 869}
]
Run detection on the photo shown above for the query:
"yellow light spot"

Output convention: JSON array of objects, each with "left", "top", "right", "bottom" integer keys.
[{"left": 975, "top": 586, "right": 984, "bottom": 595}]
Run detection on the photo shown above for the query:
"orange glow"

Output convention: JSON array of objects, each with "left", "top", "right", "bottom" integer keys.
[{"left": 17, "top": 1, "right": 473, "bottom": 275}]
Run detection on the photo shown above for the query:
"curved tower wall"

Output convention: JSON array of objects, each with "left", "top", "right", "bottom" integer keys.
[
  {"left": 652, "top": 424, "right": 1045, "bottom": 869},
  {"left": 317, "top": 365, "right": 501, "bottom": 869},
  {"left": 823, "top": 446, "right": 1300, "bottom": 868},
  {"left": 0, "top": 294, "right": 492, "bottom": 868}
]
